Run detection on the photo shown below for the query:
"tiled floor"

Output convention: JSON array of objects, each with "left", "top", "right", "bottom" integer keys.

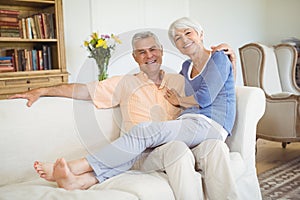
[{"left": 256, "top": 139, "right": 300, "bottom": 174}]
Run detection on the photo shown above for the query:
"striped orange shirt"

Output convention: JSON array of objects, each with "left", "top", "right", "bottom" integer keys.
[{"left": 87, "top": 70, "right": 185, "bottom": 133}]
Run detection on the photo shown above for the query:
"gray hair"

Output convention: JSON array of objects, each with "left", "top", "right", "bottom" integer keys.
[
  {"left": 132, "top": 31, "right": 162, "bottom": 51},
  {"left": 168, "top": 17, "right": 203, "bottom": 46}
]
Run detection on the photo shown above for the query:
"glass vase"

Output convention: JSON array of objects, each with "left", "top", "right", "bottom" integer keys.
[{"left": 95, "top": 56, "right": 110, "bottom": 81}]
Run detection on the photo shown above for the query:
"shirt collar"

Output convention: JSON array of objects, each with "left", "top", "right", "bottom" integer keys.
[{"left": 136, "top": 70, "right": 166, "bottom": 89}]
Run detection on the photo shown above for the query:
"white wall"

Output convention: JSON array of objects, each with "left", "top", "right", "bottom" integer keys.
[
  {"left": 189, "top": 0, "right": 266, "bottom": 85},
  {"left": 265, "top": 0, "right": 300, "bottom": 45},
  {"left": 63, "top": 0, "right": 189, "bottom": 83},
  {"left": 62, "top": 0, "right": 300, "bottom": 85},
  {"left": 63, "top": 0, "right": 92, "bottom": 83}
]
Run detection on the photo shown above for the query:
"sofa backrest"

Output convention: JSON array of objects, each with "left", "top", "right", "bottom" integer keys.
[{"left": 0, "top": 97, "right": 121, "bottom": 186}]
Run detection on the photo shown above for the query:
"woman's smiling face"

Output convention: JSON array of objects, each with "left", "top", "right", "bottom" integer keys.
[{"left": 173, "top": 28, "right": 203, "bottom": 56}]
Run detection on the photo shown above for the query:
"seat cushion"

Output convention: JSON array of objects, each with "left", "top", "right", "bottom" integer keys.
[
  {"left": 0, "top": 179, "right": 138, "bottom": 200},
  {"left": 0, "top": 171, "right": 174, "bottom": 200},
  {"left": 93, "top": 171, "right": 175, "bottom": 200}
]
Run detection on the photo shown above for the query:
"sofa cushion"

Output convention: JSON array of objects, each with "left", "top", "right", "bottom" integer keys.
[
  {"left": 93, "top": 171, "right": 175, "bottom": 200},
  {"left": 0, "top": 179, "right": 138, "bottom": 200},
  {"left": 0, "top": 171, "right": 174, "bottom": 200}
]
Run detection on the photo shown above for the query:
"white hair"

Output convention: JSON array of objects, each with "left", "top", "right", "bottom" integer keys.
[
  {"left": 168, "top": 17, "right": 203, "bottom": 46},
  {"left": 132, "top": 31, "right": 162, "bottom": 51}
]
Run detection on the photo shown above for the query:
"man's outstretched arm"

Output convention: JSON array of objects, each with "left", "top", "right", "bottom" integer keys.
[{"left": 9, "top": 83, "right": 91, "bottom": 107}]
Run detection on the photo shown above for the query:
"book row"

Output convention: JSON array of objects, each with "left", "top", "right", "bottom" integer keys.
[
  {"left": 0, "top": 45, "right": 53, "bottom": 73},
  {"left": 0, "top": 9, "right": 55, "bottom": 39}
]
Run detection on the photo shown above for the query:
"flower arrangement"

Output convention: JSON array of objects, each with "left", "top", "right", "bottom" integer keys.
[{"left": 84, "top": 32, "right": 121, "bottom": 81}]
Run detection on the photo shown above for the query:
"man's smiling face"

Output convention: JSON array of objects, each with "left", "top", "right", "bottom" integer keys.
[{"left": 132, "top": 37, "right": 163, "bottom": 75}]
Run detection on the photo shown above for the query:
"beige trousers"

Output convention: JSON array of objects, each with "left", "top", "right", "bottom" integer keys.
[
  {"left": 192, "top": 139, "right": 239, "bottom": 200},
  {"left": 138, "top": 140, "right": 239, "bottom": 200},
  {"left": 140, "top": 141, "right": 203, "bottom": 200}
]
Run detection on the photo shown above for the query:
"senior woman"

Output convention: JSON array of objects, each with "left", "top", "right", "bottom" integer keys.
[{"left": 166, "top": 17, "right": 238, "bottom": 200}]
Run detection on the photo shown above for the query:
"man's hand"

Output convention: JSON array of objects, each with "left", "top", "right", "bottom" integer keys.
[
  {"left": 164, "top": 88, "right": 180, "bottom": 106},
  {"left": 211, "top": 43, "right": 237, "bottom": 80},
  {"left": 211, "top": 43, "right": 236, "bottom": 64},
  {"left": 9, "top": 88, "right": 43, "bottom": 107}
]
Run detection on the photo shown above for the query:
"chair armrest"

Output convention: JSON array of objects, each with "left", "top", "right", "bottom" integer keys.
[{"left": 226, "top": 86, "right": 265, "bottom": 160}]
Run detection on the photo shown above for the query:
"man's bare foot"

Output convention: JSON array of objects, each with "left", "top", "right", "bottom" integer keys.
[
  {"left": 53, "top": 158, "right": 98, "bottom": 190},
  {"left": 53, "top": 158, "right": 84, "bottom": 190},
  {"left": 33, "top": 161, "right": 55, "bottom": 182},
  {"left": 33, "top": 158, "right": 93, "bottom": 184},
  {"left": 68, "top": 158, "right": 94, "bottom": 175}
]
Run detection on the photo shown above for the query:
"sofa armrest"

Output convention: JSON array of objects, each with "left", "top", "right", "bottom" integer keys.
[{"left": 226, "top": 86, "right": 265, "bottom": 160}]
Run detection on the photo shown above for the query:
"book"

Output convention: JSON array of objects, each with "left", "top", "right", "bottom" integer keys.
[
  {"left": 35, "top": 14, "right": 44, "bottom": 39},
  {"left": 46, "top": 13, "right": 55, "bottom": 39},
  {"left": 0, "top": 25, "right": 19, "bottom": 30},
  {"left": 26, "top": 17, "right": 32, "bottom": 39},
  {"left": 31, "top": 49, "right": 38, "bottom": 71},
  {"left": 0, "top": 21, "right": 19, "bottom": 27},
  {"left": 0, "top": 15, "right": 18, "bottom": 23},
  {"left": 29, "top": 17, "right": 37, "bottom": 39},
  {"left": 0, "top": 32, "right": 20, "bottom": 37},
  {"left": 37, "top": 50, "right": 43, "bottom": 70},
  {"left": 42, "top": 45, "right": 48, "bottom": 70},
  {"left": 6, "top": 49, "right": 19, "bottom": 72},
  {"left": 0, "top": 29, "right": 20, "bottom": 33},
  {"left": 17, "top": 49, "right": 26, "bottom": 71},
  {"left": 0, "top": 62, "right": 13, "bottom": 66},
  {"left": 33, "top": 15, "right": 41, "bottom": 38},
  {"left": 41, "top": 13, "right": 48, "bottom": 39},
  {"left": 0, "top": 9, "right": 20, "bottom": 15},
  {"left": 21, "top": 18, "right": 27, "bottom": 39},
  {"left": 47, "top": 46, "right": 52, "bottom": 70},
  {"left": 0, "top": 56, "right": 12, "bottom": 61},
  {"left": 0, "top": 65, "right": 14, "bottom": 72},
  {"left": 24, "top": 49, "right": 31, "bottom": 71},
  {"left": 0, "top": 56, "right": 14, "bottom": 72}
]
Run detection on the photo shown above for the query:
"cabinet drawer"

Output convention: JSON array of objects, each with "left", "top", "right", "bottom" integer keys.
[
  {"left": 3, "top": 77, "right": 62, "bottom": 86},
  {"left": 0, "top": 76, "right": 65, "bottom": 95}
]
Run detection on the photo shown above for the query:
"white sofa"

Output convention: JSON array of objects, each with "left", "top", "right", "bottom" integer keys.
[{"left": 0, "top": 86, "right": 265, "bottom": 200}]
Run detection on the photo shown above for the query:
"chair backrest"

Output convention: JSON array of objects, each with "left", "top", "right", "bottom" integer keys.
[
  {"left": 239, "top": 43, "right": 282, "bottom": 95},
  {"left": 274, "top": 44, "right": 299, "bottom": 94}
]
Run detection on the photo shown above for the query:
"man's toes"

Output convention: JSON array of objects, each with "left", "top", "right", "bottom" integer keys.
[{"left": 33, "top": 161, "right": 39, "bottom": 169}]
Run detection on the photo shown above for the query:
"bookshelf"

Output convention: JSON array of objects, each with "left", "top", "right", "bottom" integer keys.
[{"left": 0, "top": 0, "right": 68, "bottom": 99}]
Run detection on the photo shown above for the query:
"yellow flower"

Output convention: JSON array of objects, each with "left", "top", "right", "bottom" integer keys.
[
  {"left": 91, "top": 32, "right": 98, "bottom": 40},
  {"left": 84, "top": 41, "right": 89, "bottom": 47},
  {"left": 111, "top": 34, "right": 122, "bottom": 44},
  {"left": 96, "top": 39, "right": 108, "bottom": 49}
]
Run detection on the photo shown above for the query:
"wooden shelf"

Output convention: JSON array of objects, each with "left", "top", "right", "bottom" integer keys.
[
  {"left": 0, "top": 38, "right": 57, "bottom": 42},
  {"left": 0, "top": 0, "right": 54, "bottom": 8},
  {"left": 0, "top": 0, "right": 67, "bottom": 99}
]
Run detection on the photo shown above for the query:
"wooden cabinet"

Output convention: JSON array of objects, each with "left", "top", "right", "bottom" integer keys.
[{"left": 0, "top": 0, "right": 68, "bottom": 99}]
